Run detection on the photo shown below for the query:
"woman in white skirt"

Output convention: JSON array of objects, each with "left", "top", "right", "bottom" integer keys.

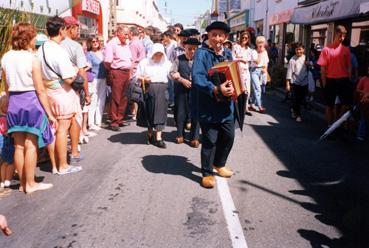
[
  {"left": 232, "top": 31, "right": 253, "bottom": 116},
  {"left": 86, "top": 37, "right": 108, "bottom": 131}
]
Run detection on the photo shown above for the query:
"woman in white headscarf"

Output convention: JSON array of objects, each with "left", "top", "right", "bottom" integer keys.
[{"left": 137, "top": 43, "right": 172, "bottom": 148}]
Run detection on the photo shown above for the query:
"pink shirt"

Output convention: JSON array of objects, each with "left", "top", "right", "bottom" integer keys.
[
  {"left": 104, "top": 37, "right": 132, "bottom": 70},
  {"left": 317, "top": 43, "right": 351, "bottom": 79},
  {"left": 129, "top": 37, "right": 146, "bottom": 76}
]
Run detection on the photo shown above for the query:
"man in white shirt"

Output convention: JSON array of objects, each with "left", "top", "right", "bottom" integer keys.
[{"left": 38, "top": 16, "right": 82, "bottom": 175}]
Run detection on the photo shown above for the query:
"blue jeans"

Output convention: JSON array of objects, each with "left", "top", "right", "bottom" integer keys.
[
  {"left": 357, "top": 112, "right": 366, "bottom": 140},
  {"left": 251, "top": 68, "right": 263, "bottom": 108}
]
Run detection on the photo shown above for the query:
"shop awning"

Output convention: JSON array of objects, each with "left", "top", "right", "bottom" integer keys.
[
  {"left": 291, "top": 0, "right": 362, "bottom": 25},
  {"left": 360, "top": 2, "right": 369, "bottom": 14}
]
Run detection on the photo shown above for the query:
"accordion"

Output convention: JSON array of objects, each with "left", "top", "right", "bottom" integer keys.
[{"left": 208, "top": 61, "right": 244, "bottom": 101}]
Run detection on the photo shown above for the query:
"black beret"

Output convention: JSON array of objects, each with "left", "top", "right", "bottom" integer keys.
[
  {"left": 205, "top": 21, "right": 230, "bottom": 33},
  {"left": 187, "top": 28, "right": 200, "bottom": 36},
  {"left": 183, "top": 38, "right": 201, "bottom": 46},
  {"left": 178, "top": 29, "right": 191, "bottom": 37}
]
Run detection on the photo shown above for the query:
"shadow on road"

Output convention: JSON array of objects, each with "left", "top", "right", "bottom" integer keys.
[
  {"left": 141, "top": 155, "right": 202, "bottom": 185},
  {"left": 247, "top": 93, "right": 369, "bottom": 247},
  {"left": 108, "top": 129, "right": 178, "bottom": 144}
]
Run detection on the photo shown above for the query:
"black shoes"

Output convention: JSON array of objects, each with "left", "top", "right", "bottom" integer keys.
[
  {"left": 154, "top": 140, "right": 166, "bottom": 149},
  {"left": 119, "top": 121, "right": 130, "bottom": 127},
  {"left": 110, "top": 126, "right": 121, "bottom": 132},
  {"left": 147, "top": 135, "right": 154, "bottom": 145}
]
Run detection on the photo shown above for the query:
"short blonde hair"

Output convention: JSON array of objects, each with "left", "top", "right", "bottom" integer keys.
[{"left": 256, "top": 36, "right": 266, "bottom": 44}]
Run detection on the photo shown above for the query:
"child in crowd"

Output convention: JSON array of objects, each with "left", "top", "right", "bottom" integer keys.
[
  {"left": 356, "top": 65, "right": 369, "bottom": 141},
  {"left": 0, "top": 94, "right": 15, "bottom": 188},
  {"left": 286, "top": 43, "right": 308, "bottom": 122}
]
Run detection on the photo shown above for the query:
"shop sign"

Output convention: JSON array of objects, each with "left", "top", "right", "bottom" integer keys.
[
  {"left": 291, "top": 0, "right": 361, "bottom": 25},
  {"left": 82, "top": 0, "right": 100, "bottom": 15},
  {"left": 230, "top": 13, "right": 246, "bottom": 28},
  {"left": 269, "top": 9, "right": 294, "bottom": 25}
]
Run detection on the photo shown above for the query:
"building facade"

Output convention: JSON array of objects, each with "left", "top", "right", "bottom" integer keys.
[{"left": 114, "top": 0, "right": 168, "bottom": 31}]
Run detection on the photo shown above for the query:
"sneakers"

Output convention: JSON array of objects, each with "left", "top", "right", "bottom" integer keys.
[
  {"left": 201, "top": 176, "right": 216, "bottom": 188},
  {"left": 79, "top": 135, "right": 89, "bottom": 144},
  {"left": 58, "top": 165, "right": 82, "bottom": 175},
  {"left": 4, "top": 180, "right": 11, "bottom": 187},
  {"left": 0, "top": 181, "right": 11, "bottom": 188},
  {"left": 213, "top": 165, "right": 233, "bottom": 178}
]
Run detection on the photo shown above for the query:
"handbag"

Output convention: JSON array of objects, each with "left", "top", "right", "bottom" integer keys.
[
  {"left": 129, "top": 78, "right": 144, "bottom": 103},
  {"left": 42, "top": 43, "right": 84, "bottom": 91}
]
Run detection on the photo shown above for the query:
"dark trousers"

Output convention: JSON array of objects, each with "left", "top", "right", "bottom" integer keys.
[
  {"left": 200, "top": 120, "right": 235, "bottom": 177},
  {"left": 291, "top": 84, "right": 308, "bottom": 117},
  {"left": 110, "top": 69, "right": 130, "bottom": 127},
  {"left": 174, "top": 83, "right": 200, "bottom": 140}
]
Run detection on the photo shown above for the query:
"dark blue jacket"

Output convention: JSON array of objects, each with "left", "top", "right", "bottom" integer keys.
[{"left": 192, "top": 43, "right": 234, "bottom": 124}]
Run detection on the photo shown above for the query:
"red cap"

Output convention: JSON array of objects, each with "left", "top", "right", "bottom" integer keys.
[{"left": 63, "top": 16, "right": 79, "bottom": 26}]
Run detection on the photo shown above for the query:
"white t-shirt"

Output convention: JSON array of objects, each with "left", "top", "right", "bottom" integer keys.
[
  {"left": 38, "top": 40, "right": 77, "bottom": 81},
  {"left": 1, "top": 50, "right": 36, "bottom": 91},
  {"left": 286, "top": 54, "right": 308, "bottom": 86},
  {"left": 232, "top": 44, "right": 252, "bottom": 71},
  {"left": 137, "top": 58, "right": 172, "bottom": 83},
  {"left": 251, "top": 50, "right": 269, "bottom": 68}
]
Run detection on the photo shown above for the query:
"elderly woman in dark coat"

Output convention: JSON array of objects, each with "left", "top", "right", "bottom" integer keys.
[{"left": 136, "top": 43, "right": 172, "bottom": 148}]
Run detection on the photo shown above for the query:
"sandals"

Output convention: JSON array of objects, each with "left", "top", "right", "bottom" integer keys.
[{"left": 58, "top": 165, "right": 82, "bottom": 175}]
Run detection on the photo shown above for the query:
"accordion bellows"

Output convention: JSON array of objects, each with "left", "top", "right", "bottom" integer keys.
[{"left": 208, "top": 61, "right": 245, "bottom": 101}]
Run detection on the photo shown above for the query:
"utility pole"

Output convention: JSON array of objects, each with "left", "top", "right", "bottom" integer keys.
[{"left": 108, "top": 0, "right": 117, "bottom": 37}]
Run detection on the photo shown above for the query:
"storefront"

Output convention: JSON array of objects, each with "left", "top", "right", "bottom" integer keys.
[
  {"left": 72, "top": 0, "right": 103, "bottom": 39},
  {"left": 228, "top": 10, "right": 249, "bottom": 41},
  {"left": 291, "top": 0, "right": 366, "bottom": 50},
  {"left": 268, "top": 8, "right": 298, "bottom": 63},
  {"left": 291, "top": 0, "right": 369, "bottom": 78}
]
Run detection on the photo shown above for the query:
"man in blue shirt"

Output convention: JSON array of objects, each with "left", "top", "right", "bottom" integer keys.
[{"left": 192, "top": 21, "right": 235, "bottom": 188}]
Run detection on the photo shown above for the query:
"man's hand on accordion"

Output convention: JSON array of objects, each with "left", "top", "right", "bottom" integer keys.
[{"left": 220, "top": 80, "right": 234, "bottom": 97}]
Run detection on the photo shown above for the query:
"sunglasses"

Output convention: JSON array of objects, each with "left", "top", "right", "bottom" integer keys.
[{"left": 241, "top": 36, "right": 249, "bottom": 40}]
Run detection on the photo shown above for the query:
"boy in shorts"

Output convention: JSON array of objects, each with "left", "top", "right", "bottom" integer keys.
[{"left": 318, "top": 25, "right": 352, "bottom": 126}]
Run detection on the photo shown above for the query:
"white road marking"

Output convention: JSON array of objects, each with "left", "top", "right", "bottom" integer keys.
[{"left": 216, "top": 176, "right": 248, "bottom": 248}]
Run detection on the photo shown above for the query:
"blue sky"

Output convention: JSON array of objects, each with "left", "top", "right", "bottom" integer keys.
[{"left": 157, "top": 0, "right": 212, "bottom": 26}]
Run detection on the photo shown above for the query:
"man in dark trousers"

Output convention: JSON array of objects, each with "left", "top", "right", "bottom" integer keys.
[
  {"left": 170, "top": 38, "right": 201, "bottom": 147},
  {"left": 192, "top": 22, "right": 235, "bottom": 188}
]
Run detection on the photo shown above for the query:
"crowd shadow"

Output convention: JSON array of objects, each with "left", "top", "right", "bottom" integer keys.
[
  {"left": 246, "top": 93, "right": 369, "bottom": 247},
  {"left": 108, "top": 129, "right": 178, "bottom": 145},
  {"left": 141, "top": 155, "right": 202, "bottom": 185}
]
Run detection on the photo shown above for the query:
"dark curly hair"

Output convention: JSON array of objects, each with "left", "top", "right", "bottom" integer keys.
[{"left": 11, "top": 22, "right": 37, "bottom": 50}]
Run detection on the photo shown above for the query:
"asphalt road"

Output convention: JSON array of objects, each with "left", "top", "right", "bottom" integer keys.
[{"left": 1, "top": 90, "right": 368, "bottom": 248}]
